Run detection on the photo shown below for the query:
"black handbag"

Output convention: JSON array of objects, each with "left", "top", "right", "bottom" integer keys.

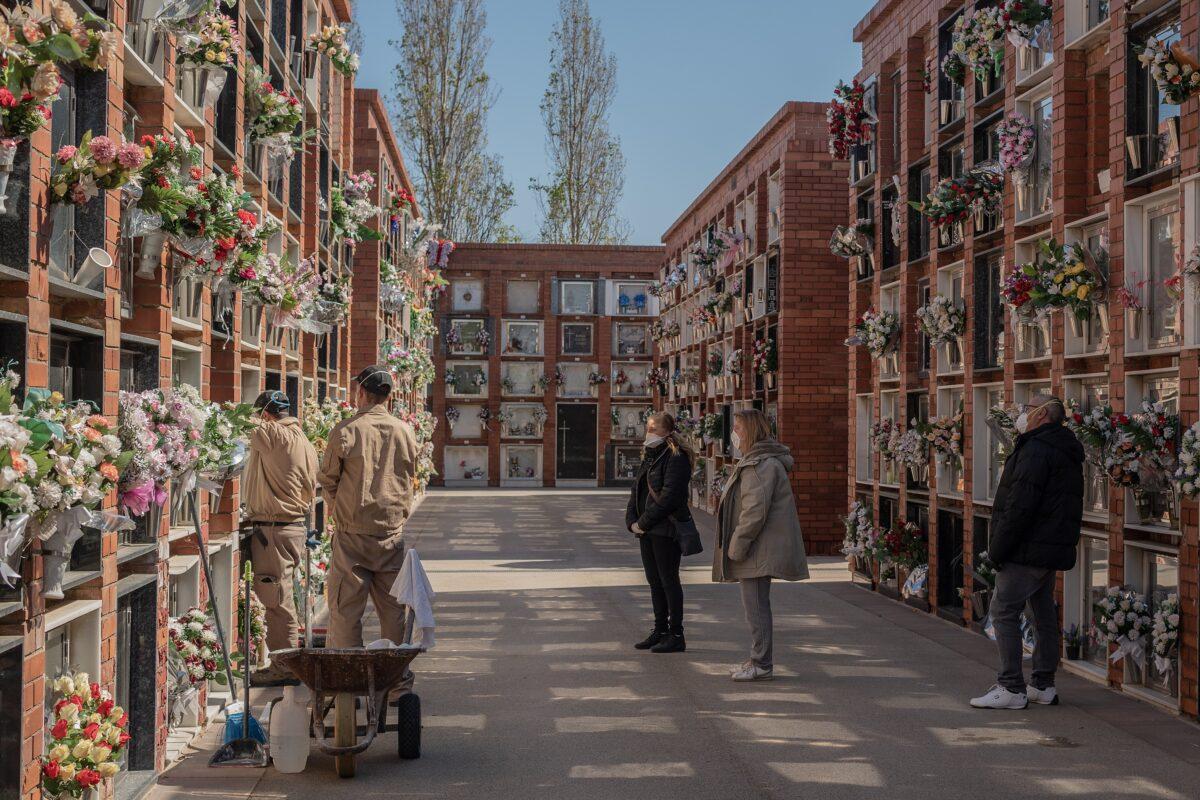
[{"left": 646, "top": 479, "right": 704, "bottom": 557}]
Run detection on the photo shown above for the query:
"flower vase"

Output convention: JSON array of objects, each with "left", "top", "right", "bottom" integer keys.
[
  {"left": 1018, "top": 44, "right": 1033, "bottom": 72},
  {"left": 1065, "top": 643, "right": 1081, "bottom": 661},
  {"left": 1126, "top": 307, "right": 1143, "bottom": 341},
  {"left": 1066, "top": 310, "right": 1086, "bottom": 340},
  {"left": 743, "top": 306, "right": 753, "bottom": 323},
  {"left": 137, "top": 229, "right": 166, "bottom": 279},
  {"left": 73, "top": 247, "right": 113, "bottom": 289},
  {"left": 939, "top": 100, "right": 953, "bottom": 126},
  {"left": 1169, "top": 485, "right": 1182, "bottom": 530},
  {"left": 1015, "top": 182, "right": 1030, "bottom": 212},
  {"left": 973, "top": 207, "right": 985, "bottom": 231},
  {"left": 979, "top": 70, "right": 994, "bottom": 97},
  {"left": 0, "top": 141, "right": 17, "bottom": 214},
  {"left": 970, "top": 589, "right": 990, "bottom": 620},
  {"left": 766, "top": 373, "right": 776, "bottom": 390},
  {"left": 1132, "top": 487, "right": 1157, "bottom": 525}
]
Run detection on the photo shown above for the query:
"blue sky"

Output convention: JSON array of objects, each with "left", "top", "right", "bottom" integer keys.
[{"left": 354, "top": 0, "right": 872, "bottom": 244}]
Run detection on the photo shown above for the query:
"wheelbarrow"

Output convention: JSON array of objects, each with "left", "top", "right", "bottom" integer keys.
[{"left": 271, "top": 645, "right": 424, "bottom": 777}]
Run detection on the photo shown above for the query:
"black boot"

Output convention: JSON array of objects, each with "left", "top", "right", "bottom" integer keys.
[
  {"left": 635, "top": 630, "right": 666, "bottom": 650},
  {"left": 650, "top": 633, "right": 686, "bottom": 653}
]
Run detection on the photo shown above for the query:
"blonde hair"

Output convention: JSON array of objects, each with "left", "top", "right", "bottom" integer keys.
[
  {"left": 733, "top": 409, "right": 774, "bottom": 452},
  {"left": 648, "top": 412, "right": 696, "bottom": 466}
]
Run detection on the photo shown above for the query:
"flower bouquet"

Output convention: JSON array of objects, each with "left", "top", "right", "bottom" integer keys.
[
  {"left": 21, "top": 389, "right": 132, "bottom": 598},
  {"left": 168, "top": 606, "right": 227, "bottom": 687},
  {"left": 1136, "top": 36, "right": 1200, "bottom": 106},
  {"left": 909, "top": 163, "right": 1004, "bottom": 231},
  {"left": 0, "top": 369, "right": 39, "bottom": 587},
  {"left": 301, "top": 397, "right": 354, "bottom": 456},
  {"left": 706, "top": 350, "right": 724, "bottom": 379},
  {"left": 841, "top": 499, "right": 875, "bottom": 559},
  {"left": 691, "top": 229, "right": 744, "bottom": 276},
  {"left": 176, "top": 11, "right": 237, "bottom": 70},
  {"left": 382, "top": 340, "right": 435, "bottom": 390},
  {"left": 923, "top": 409, "right": 963, "bottom": 465},
  {"left": 881, "top": 518, "right": 927, "bottom": 572},
  {"left": 116, "top": 387, "right": 208, "bottom": 518},
  {"left": 1174, "top": 421, "right": 1200, "bottom": 499},
  {"left": 869, "top": 418, "right": 900, "bottom": 462},
  {"left": 51, "top": 132, "right": 146, "bottom": 207},
  {"left": 1151, "top": 593, "right": 1180, "bottom": 683},
  {"left": 9, "top": 2, "right": 121, "bottom": 72},
  {"left": 986, "top": 404, "right": 1020, "bottom": 462},
  {"left": 998, "top": 112, "right": 1036, "bottom": 209},
  {"left": 827, "top": 78, "right": 874, "bottom": 160},
  {"left": 308, "top": 267, "right": 353, "bottom": 326},
  {"left": 726, "top": 349, "right": 744, "bottom": 385},
  {"left": 41, "top": 671, "right": 131, "bottom": 799},
  {"left": 378, "top": 259, "right": 413, "bottom": 313},
  {"left": 330, "top": 171, "right": 381, "bottom": 246},
  {"left": 245, "top": 65, "right": 306, "bottom": 163},
  {"left": 587, "top": 371, "right": 608, "bottom": 387},
  {"left": 915, "top": 294, "right": 965, "bottom": 346},
  {"left": 0, "top": 32, "right": 60, "bottom": 211},
  {"left": 830, "top": 218, "right": 874, "bottom": 262},
  {"left": 845, "top": 307, "right": 901, "bottom": 359},
  {"left": 387, "top": 185, "right": 414, "bottom": 231},
  {"left": 1094, "top": 586, "right": 1152, "bottom": 665},
  {"left": 950, "top": 6, "right": 1006, "bottom": 82},
  {"left": 1001, "top": 0, "right": 1052, "bottom": 49},
  {"left": 444, "top": 406, "right": 461, "bottom": 425},
  {"left": 1004, "top": 238, "right": 1106, "bottom": 334},
  {"left": 896, "top": 424, "right": 928, "bottom": 483},
  {"left": 307, "top": 23, "right": 359, "bottom": 76},
  {"left": 128, "top": 132, "right": 204, "bottom": 277},
  {"left": 701, "top": 412, "right": 723, "bottom": 444},
  {"left": 753, "top": 338, "right": 777, "bottom": 387},
  {"left": 169, "top": 172, "right": 252, "bottom": 282}
]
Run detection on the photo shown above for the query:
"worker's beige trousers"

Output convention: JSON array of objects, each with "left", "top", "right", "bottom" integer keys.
[
  {"left": 327, "top": 530, "right": 408, "bottom": 648},
  {"left": 249, "top": 522, "right": 307, "bottom": 651}
]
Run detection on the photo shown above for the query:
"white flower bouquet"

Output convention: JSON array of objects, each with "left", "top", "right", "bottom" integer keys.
[
  {"left": 1151, "top": 593, "right": 1180, "bottom": 681},
  {"left": 1094, "top": 586, "right": 1152, "bottom": 665},
  {"left": 846, "top": 307, "right": 900, "bottom": 358},
  {"left": 915, "top": 294, "right": 965, "bottom": 344}
]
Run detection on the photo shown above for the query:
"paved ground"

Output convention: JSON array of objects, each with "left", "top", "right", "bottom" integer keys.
[{"left": 150, "top": 489, "right": 1200, "bottom": 799}]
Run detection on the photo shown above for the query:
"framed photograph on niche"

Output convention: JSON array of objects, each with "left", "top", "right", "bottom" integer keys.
[{"left": 562, "top": 322, "right": 593, "bottom": 355}]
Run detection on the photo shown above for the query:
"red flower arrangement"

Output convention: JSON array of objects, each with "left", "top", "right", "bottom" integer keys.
[{"left": 827, "top": 79, "right": 873, "bottom": 160}]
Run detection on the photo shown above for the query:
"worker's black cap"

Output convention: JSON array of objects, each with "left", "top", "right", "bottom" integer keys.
[{"left": 354, "top": 365, "right": 394, "bottom": 395}]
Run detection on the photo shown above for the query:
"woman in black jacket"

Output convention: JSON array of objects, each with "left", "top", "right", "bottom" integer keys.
[{"left": 626, "top": 412, "right": 694, "bottom": 653}]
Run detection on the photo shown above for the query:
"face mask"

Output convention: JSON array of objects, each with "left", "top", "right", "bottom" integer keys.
[
  {"left": 644, "top": 434, "right": 665, "bottom": 448},
  {"left": 1015, "top": 412, "right": 1029, "bottom": 434},
  {"left": 730, "top": 431, "right": 742, "bottom": 453}
]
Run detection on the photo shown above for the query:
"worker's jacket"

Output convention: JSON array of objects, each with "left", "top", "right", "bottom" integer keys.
[
  {"left": 242, "top": 416, "right": 319, "bottom": 522},
  {"left": 318, "top": 404, "right": 419, "bottom": 536}
]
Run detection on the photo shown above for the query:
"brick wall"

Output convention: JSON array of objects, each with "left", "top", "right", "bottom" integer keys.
[
  {"left": 849, "top": 0, "right": 1199, "bottom": 720},
  {"left": 431, "top": 244, "right": 662, "bottom": 488},
  {"left": 655, "top": 102, "right": 849, "bottom": 555},
  {"left": 0, "top": 1, "right": 391, "bottom": 796}
]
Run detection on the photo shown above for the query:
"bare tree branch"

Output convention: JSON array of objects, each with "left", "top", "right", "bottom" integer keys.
[
  {"left": 530, "top": 0, "right": 629, "bottom": 244},
  {"left": 390, "top": 0, "right": 515, "bottom": 241}
]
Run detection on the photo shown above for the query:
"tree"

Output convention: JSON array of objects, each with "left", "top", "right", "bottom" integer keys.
[
  {"left": 391, "top": 0, "right": 515, "bottom": 241},
  {"left": 530, "top": 0, "right": 629, "bottom": 244}
]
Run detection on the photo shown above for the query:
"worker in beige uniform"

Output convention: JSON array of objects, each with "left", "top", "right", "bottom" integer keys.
[
  {"left": 242, "top": 390, "right": 318, "bottom": 684},
  {"left": 319, "top": 366, "right": 419, "bottom": 648}
]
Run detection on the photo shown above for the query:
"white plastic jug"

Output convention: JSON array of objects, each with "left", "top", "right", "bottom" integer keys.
[{"left": 269, "top": 685, "right": 310, "bottom": 773}]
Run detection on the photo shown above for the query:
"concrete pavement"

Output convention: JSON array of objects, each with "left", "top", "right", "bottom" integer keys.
[{"left": 149, "top": 489, "right": 1200, "bottom": 799}]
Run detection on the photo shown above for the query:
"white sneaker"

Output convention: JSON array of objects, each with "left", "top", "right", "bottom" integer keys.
[
  {"left": 731, "top": 664, "right": 773, "bottom": 682},
  {"left": 970, "top": 684, "right": 1028, "bottom": 709},
  {"left": 1026, "top": 685, "right": 1059, "bottom": 705}
]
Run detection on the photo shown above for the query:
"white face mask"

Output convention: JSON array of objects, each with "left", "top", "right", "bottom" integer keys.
[
  {"left": 730, "top": 431, "right": 742, "bottom": 453},
  {"left": 1014, "top": 412, "right": 1029, "bottom": 434},
  {"left": 644, "top": 434, "right": 665, "bottom": 448}
]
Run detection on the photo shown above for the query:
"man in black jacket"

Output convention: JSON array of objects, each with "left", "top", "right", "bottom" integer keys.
[{"left": 971, "top": 395, "right": 1084, "bottom": 710}]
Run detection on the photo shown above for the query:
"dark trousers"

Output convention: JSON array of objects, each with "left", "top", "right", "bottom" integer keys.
[
  {"left": 639, "top": 534, "right": 683, "bottom": 635},
  {"left": 992, "top": 563, "right": 1059, "bottom": 692}
]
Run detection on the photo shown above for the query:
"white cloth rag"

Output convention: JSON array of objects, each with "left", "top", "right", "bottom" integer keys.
[{"left": 390, "top": 548, "right": 436, "bottom": 649}]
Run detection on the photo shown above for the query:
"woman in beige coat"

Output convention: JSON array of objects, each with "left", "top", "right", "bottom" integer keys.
[{"left": 714, "top": 409, "right": 809, "bottom": 681}]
